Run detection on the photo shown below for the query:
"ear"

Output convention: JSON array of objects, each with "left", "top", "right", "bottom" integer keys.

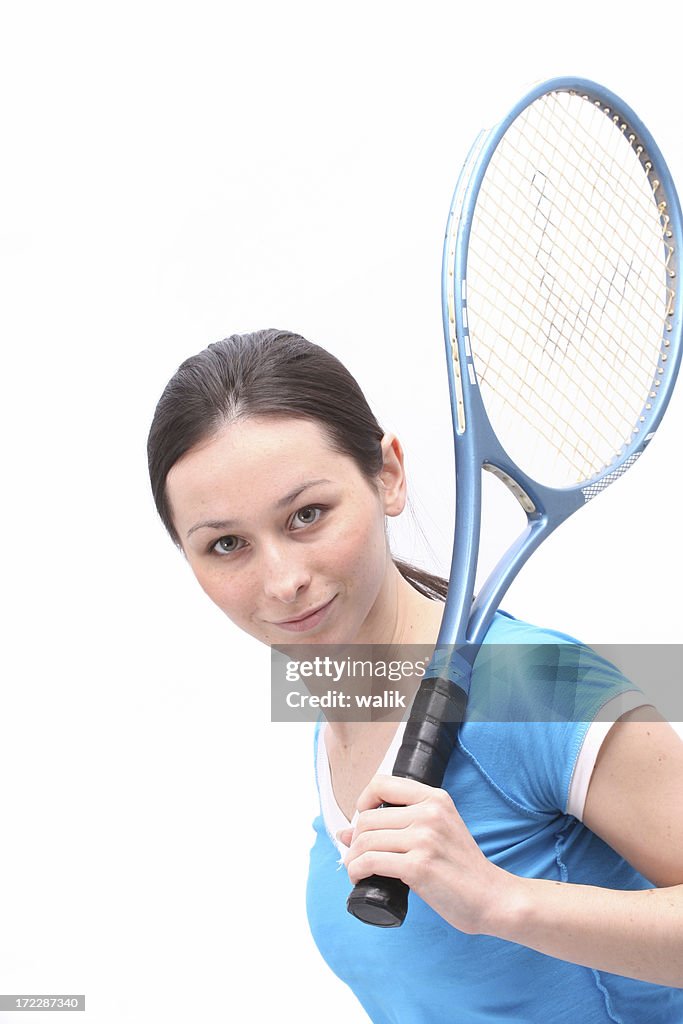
[{"left": 378, "top": 433, "right": 407, "bottom": 517}]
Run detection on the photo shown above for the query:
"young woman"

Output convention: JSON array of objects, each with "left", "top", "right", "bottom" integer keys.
[{"left": 148, "top": 328, "right": 683, "bottom": 1022}]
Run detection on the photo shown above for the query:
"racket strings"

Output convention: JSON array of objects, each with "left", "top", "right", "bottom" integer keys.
[
  {"left": 482, "top": 97, "right": 667, "bottom": 474},
  {"left": 471, "top": 194, "right": 654, "bottom": 404},
  {"left": 544, "top": 96, "right": 671, "bottom": 320},
  {"left": 470, "top": 236, "right": 653, "bottom": 475},
  {"left": 472, "top": 166, "right": 661, "bottom": 437},
  {"left": 482, "top": 120, "right": 664, "bottom": 390},
  {"left": 469, "top": 237, "right": 646, "bottom": 478},
  {"left": 465, "top": 90, "right": 674, "bottom": 487}
]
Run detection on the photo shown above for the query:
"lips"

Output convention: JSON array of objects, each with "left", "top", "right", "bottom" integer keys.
[{"left": 271, "top": 596, "right": 337, "bottom": 633}]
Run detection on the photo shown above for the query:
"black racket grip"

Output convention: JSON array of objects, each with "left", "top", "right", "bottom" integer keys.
[
  {"left": 346, "top": 677, "right": 468, "bottom": 927},
  {"left": 346, "top": 863, "right": 409, "bottom": 927}
]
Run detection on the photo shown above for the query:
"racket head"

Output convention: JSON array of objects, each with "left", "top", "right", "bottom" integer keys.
[
  {"left": 442, "top": 77, "right": 683, "bottom": 504},
  {"left": 347, "top": 79, "right": 683, "bottom": 930}
]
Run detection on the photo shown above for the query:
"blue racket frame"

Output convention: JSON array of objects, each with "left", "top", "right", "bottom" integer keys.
[
  {"left": 438, "top": 76, "right": 683, "bottom": 655},
  {"left": 346, "top": 77, "right": 682, "bottom": 928}
]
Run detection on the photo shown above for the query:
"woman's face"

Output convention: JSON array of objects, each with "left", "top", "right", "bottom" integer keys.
[{"left": 165, "top": 416, "right": 406, "bottom": 646}]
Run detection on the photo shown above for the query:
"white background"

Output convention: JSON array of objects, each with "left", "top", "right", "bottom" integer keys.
[{"left": 1, "top": 2, "right": 681, "bottom": 1021}]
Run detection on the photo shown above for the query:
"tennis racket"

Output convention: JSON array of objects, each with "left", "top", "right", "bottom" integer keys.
[{"left": 346, "top": 76, "right": 683, "bottom": 927}]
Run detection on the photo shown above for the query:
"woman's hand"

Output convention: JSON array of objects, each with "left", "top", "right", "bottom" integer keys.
[{"left": 338, "top": 774, "right": 513, "bottom": 935}]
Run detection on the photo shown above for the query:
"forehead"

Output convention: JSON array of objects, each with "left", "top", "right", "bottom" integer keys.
[{"left": 166, "top": 416, "right": 361, "bottom": 530}]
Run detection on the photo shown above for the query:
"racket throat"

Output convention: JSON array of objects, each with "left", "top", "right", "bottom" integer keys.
[{"left": 483, "top": 462, "right": 536, "bottom": 514}]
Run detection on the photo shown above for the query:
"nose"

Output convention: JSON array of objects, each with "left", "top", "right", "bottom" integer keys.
[{"left": 261, "top": 540, "right": 311, "bottom": 605}]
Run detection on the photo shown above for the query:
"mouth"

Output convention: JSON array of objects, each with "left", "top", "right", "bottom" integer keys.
[{"left": 271, "top": 596, "right": 337, "bottom": 633}]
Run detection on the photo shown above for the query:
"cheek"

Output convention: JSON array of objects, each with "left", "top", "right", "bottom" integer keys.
[
  {"left": 193, "top": 562, "right": 256, "bottom": 621},
  {"left": 330, "top": 501, "right": 388, "bottom": 584}
]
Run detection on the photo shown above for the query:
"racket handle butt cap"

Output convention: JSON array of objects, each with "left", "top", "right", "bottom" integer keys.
[{"left": 346, "top": 874, "right": 409, "bottom": 928}]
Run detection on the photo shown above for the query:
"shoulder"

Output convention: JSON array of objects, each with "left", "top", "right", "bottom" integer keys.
[
  {"left": 468, "top": 611, "right": 644, "bottom": 725},
  {"left": 454, "top": 612, "right": 646, "bottom": 814},
  {"left": 582, "top": 706, "right": 683, "bottom": 886}
]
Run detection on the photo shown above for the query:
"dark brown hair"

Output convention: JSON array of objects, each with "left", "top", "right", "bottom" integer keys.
[{"left": 147, "top": 328, "right": 448, "bottom": 600}]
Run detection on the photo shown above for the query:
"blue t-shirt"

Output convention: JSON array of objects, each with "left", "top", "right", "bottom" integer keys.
[{"left": 307, "top": 613, "right": 683, "bottom": 1023}]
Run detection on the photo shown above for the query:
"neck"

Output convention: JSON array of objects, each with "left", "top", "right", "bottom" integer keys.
[{"left": 325, "top": 564, "right": 444, "bottom": 748}]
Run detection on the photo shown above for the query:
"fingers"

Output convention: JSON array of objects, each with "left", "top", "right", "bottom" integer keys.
[
  {"left": 347, "top": 775, "right": 455, "bottom": 852},
  {"left": 352, "top": 803, "right": 416, "bottom": 835},
  {"left": 342, "top": 801, "right": 451, "bottom": 885},
  {"left": 335, "top": 805, "right": 414, "bottom": 850},
  {"left": 338, "top": 774, "right": 496, "bottom": 932},
  {"left": 356, "top": 773, "right": 441, "bottom": 813},
  {"left": 339, "top": 775, "right": 463, "bottom": 885},
  {"left": 336, "top": 805, "right": 408, "bottom": 849},
  {"left": 343, "top": 825, "right": 415, "bottom": 885},
  {"left": 346, "top": 849, "right": 409, "bottom": 886},
  {"left": 336, "top": 827, "right": 353, "bottom": 848}
]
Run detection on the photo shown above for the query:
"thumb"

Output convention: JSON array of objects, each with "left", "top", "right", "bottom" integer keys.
[{"left": 336, "top": 827, "right": 354, "bottom": 847}]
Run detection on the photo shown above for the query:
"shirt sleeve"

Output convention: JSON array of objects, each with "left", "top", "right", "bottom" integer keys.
[
  {"left": 566, "top": 691, "right": 654, "bottom": 819},
  {"left": 459, "top": 630, "right": 648, "bottom": 817}
]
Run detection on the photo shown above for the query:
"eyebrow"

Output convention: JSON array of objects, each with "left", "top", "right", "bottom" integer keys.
[{"left": 185, "top": 479, "right": 333, "bottom": 539}]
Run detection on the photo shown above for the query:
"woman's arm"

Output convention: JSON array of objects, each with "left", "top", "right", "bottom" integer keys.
[
  {"left": 341, "top": 709, "right": 683, "bottom": 987},
  {"left": 490, "top": 869, "right": 683, "bottom": 987}
]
